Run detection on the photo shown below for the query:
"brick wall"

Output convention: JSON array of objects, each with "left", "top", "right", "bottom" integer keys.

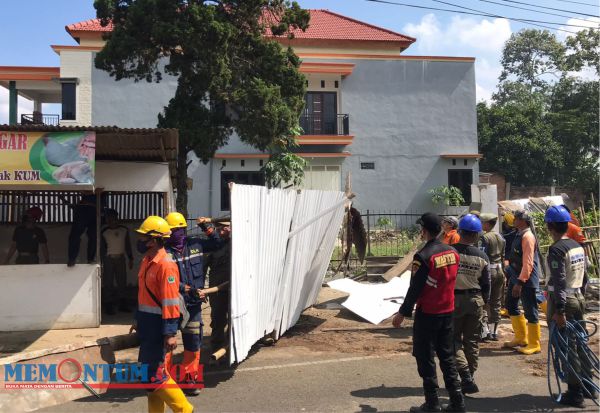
[{"left": 480, "top": 172, "right": 584, "bottom": 204}]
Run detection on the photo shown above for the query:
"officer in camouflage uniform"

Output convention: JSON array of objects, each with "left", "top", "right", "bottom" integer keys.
[
  {"left": 479, "top": 213, "right": 505, "bottom": 341},
  {"left": 545, "top": 205, "right": 595, "bottom": 407},
  {"left": 452, "top": 214, "right": 490, "bottom": 395}
]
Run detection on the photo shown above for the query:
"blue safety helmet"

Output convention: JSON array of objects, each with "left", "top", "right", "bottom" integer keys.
[
  {"left": 458, "top": 214, "right": 482, "bottom": 232},
  {"left": 544, "top": 205, "right": 572, "bottom": 223}
]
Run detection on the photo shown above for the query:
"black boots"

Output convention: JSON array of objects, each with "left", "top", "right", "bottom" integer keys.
[
  {"left": 559, "top": 384, "right": 585, "bottom": 408},
  {"left": 583, "top": 382, "right": 599, "bottom": 400},
  {"left": 410, "top": 389, "right": 442, "bottom": 412},
  {"left": 442, "top": 391, "right": 466, "bottom": 412},
  {"left": 461, "top": 379, "right": 479, "bottom": 395},
  {"left": 459, "top": 372, "right": 479, "bottom": 395}
]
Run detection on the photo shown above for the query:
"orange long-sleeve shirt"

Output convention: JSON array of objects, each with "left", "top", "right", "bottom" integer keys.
[
  {"left": 567, "top": 222, "right": 586, "bottom": 245},
  {"left": 518, "top": 229, "right": 536, "bottom": 283},
  {"left": 442, "top": 229, "right": 461, "bottom": 245}
]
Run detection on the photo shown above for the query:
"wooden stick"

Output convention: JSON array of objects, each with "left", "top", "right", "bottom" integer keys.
[
  {"left": 211, "top": 347, "right": 228, "bottom": 361},
  {"left": 199, "top": 281, "right": 229, "bottom": 295},
  {"left": 591, "top": 192, "right": 600, "bottom": 241}
]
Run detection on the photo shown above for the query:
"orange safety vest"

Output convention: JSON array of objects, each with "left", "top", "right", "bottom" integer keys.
[{"left": 138, "top": 248, "right": 181, "bottom": 320}]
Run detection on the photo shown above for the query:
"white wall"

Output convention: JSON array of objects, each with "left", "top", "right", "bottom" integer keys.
[
  {"left": 0, "top": 264, "right": 100, "bottom": 331},
  {"left": 0, "top": 222, "right": 145, "bottom": 286},
  {"left": 60, "top": 50, "right": 93, "bottom": 126}
]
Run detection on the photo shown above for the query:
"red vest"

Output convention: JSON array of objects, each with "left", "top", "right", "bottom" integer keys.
[{"left": 416, "top": 248, "right": 459, "bottom": 314}]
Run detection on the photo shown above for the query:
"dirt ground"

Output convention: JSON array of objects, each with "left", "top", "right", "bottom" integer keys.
[{"left": 275, "top": 286, "right": 600, "bottom": 379}]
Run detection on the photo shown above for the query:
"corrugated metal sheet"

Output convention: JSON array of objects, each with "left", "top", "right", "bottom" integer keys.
[{"left": 230, "top": 184, "right": 347, "bottom": 364}]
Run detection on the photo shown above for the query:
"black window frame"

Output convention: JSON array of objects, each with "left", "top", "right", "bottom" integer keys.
[
  {"left": 220, "top": 171, "right": 265, "bottom": 211},
  {"left": 448, "top": 169, "right": 473, "bottom": 205},
  {"left": 61, "top": 82, "right": 76, "bottom": 120}
]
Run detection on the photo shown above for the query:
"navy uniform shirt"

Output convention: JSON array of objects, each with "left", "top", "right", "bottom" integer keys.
[{"left": 13, "top": 225, "right": 47, "bottom": 254}]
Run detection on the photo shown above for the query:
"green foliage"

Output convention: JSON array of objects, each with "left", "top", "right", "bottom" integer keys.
[
  {"left": 261, "top": 124, "right": 306, "bottom": 188},
  {"left": 499, "top": 29, "right": 565, "bottom": 93},
  {"left": 375, "top": 217, "right": 393, "bottom": 229},
  {"left": 94, "top": 0, "right": 310, "bottom": 214},
  {"left": 480, "top": 28, "right": 599, "bottom": 193},
  {"left": 428, "top": 185, "right": 465, "bottom": 206},
  {"left": 477, "top": 100, "right": 562, "bottom": 185},
  {"left": 530, "top": 211, "right": 553, "bottom": 251},
  {"left": 565, "top": 28, "right": 600, "bottom": 76},
  {"left": 548, "top": 78, "right": 599, "bottom": 193}
]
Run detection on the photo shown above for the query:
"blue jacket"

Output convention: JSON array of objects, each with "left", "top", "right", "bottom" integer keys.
[{"left": 166, "top": 231, "right": 225, "bottom": 306}]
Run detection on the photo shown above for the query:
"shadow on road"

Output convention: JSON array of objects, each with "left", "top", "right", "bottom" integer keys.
[
  {"left": 351, "top": 385, "right": 569, "bottom": 413},
  {"left": 351, "top": 385, "right": 423, "bottom": 398}
]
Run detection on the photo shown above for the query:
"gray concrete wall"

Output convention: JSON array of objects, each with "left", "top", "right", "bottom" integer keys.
[
  {"left": 91, "top": 57, "right": 478, "bottom": 216},
  {"left": 330, "top": 58, "right": 478, "bottom": 213},
  {"left": 91, "top": 56, "right": 178, "bottom": 127}
]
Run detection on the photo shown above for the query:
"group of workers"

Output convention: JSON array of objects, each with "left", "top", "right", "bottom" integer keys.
[
  {"left": 131, "top": 212, "right": 231, "bottom": 413},
  {"left": 393, "top": 204, "right": 592, "bottom": 412},
  {"left": 2, "top": 193, "right": 101, "bottom": 267}
]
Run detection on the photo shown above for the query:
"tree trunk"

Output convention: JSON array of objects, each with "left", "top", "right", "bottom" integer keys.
[{"left": 176, "top": 147, "right": 189, "bottom": 218}]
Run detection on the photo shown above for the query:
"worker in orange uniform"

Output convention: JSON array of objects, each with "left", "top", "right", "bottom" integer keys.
[
  {"left": 561, "top": 205, "right": 586, "bottom": 245},
  {"left": 441, "top": 216, "right": 461, "bottom": 245},
  {"left": 132, "top": 216, "right": 193, "bottom": 413}
]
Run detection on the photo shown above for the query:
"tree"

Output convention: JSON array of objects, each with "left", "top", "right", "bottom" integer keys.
[
  {"left": 481, "top": 28, "right": 598, "bottom": 193},
  {"left": 548, "top": 77, "right": 599, "bottom": 193},
  {"left": 94, "top": 0, "right": 310, "bottom": 215},
  {"left": 499, "top": 29, "right": 565, "bottom": 93},
  {"left": 565, "top": 28, "right": 600, "bottom": 76},
  {"left": 477, "top": 100, "right": 563, "bottom": 186}
]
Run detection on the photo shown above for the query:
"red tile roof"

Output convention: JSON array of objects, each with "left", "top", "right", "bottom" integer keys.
[
  {"left": 66, "top": 18, "right": 113, "bottom": 34},
  {"left": 266, "top": 9, "right": 414, "bottom": 43},
  {"left": 66, "top": 9, "right": 415, "bottom": 44}
]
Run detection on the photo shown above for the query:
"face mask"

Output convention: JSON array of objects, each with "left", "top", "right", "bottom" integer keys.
[
  {"left": 137, "top": 239, "right": 151, "bottom": 254},
  {"left": 166, "top": 228, "right": 186, "bottom": 251}
]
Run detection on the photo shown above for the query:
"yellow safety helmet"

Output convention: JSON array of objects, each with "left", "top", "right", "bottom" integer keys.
[
  {"left": 136, "top": 216, "right": 171, "bottom": 238},
  {"left": 165, "top": 212, "right": 188, "bottom": 229},
  {"left": 503, "top": 212, "right": 515, "bottom": 227}
]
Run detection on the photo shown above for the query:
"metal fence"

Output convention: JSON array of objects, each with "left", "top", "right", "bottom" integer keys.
[
  {"left": 330, "top": 210, "right": 427, "bottom": 271},
  {"left": 0, "top": 190, "right": 164, "bottom": 224}
]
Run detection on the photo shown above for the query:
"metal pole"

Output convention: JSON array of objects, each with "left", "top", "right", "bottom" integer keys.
[
  {"left": 366, "top": 209, "right": 372, "bottom": 256},
  {"left": 8, "top": 81, "right": 17, "bottom": 125}
]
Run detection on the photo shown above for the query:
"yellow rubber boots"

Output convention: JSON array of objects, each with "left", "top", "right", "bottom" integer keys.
[
  {"left": 148, "top": 391, "right": 165, "bottom": 413},
  {"left": 503, "top": 314, "right": 528, "bottom": 348},
  {"left": 518, "top": 323, "right": 541, "bottom": 355},
  {"left": 149, "top": 377, "right": 194, "bottom": 413}
]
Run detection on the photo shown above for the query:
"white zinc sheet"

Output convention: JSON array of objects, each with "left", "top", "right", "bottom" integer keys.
[
  {"left": 328, "top": 272, "right": 411, "bottom": 325},
  {"left": 230, "top": 184, "right": 347, "bottom": 364}
]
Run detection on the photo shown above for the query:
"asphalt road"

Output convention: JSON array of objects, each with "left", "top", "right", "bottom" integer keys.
[{"left": 36, "top": 343, "right": 598, "bottom": 413}]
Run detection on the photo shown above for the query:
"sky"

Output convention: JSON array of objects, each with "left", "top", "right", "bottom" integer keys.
[{"left": 0, "top": 0, "right": 598, "bottom": 123}]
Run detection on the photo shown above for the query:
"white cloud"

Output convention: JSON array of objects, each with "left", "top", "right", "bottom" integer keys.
[
  {"left": 446, "top": 16, "right": 512, "bottom": 51},
  {"left": 402, "top": 14, "right": 442, "bottom": 53},
  {"left": 476, "top": 83, "right": 492, "bottom": 103},
  {"left": 557, "top": 17, "right": 600, "bottom": 41},
  {"left": 403, "top": 14, "right": 512, "bottom": 102}
]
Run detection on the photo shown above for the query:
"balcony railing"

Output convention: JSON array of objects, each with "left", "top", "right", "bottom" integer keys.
[
  {"left": 299, "top": 114, "right": 349, "bottom": 136},
  {"left": 21, "top": 113, "right": 60, "bottom": 126}
]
